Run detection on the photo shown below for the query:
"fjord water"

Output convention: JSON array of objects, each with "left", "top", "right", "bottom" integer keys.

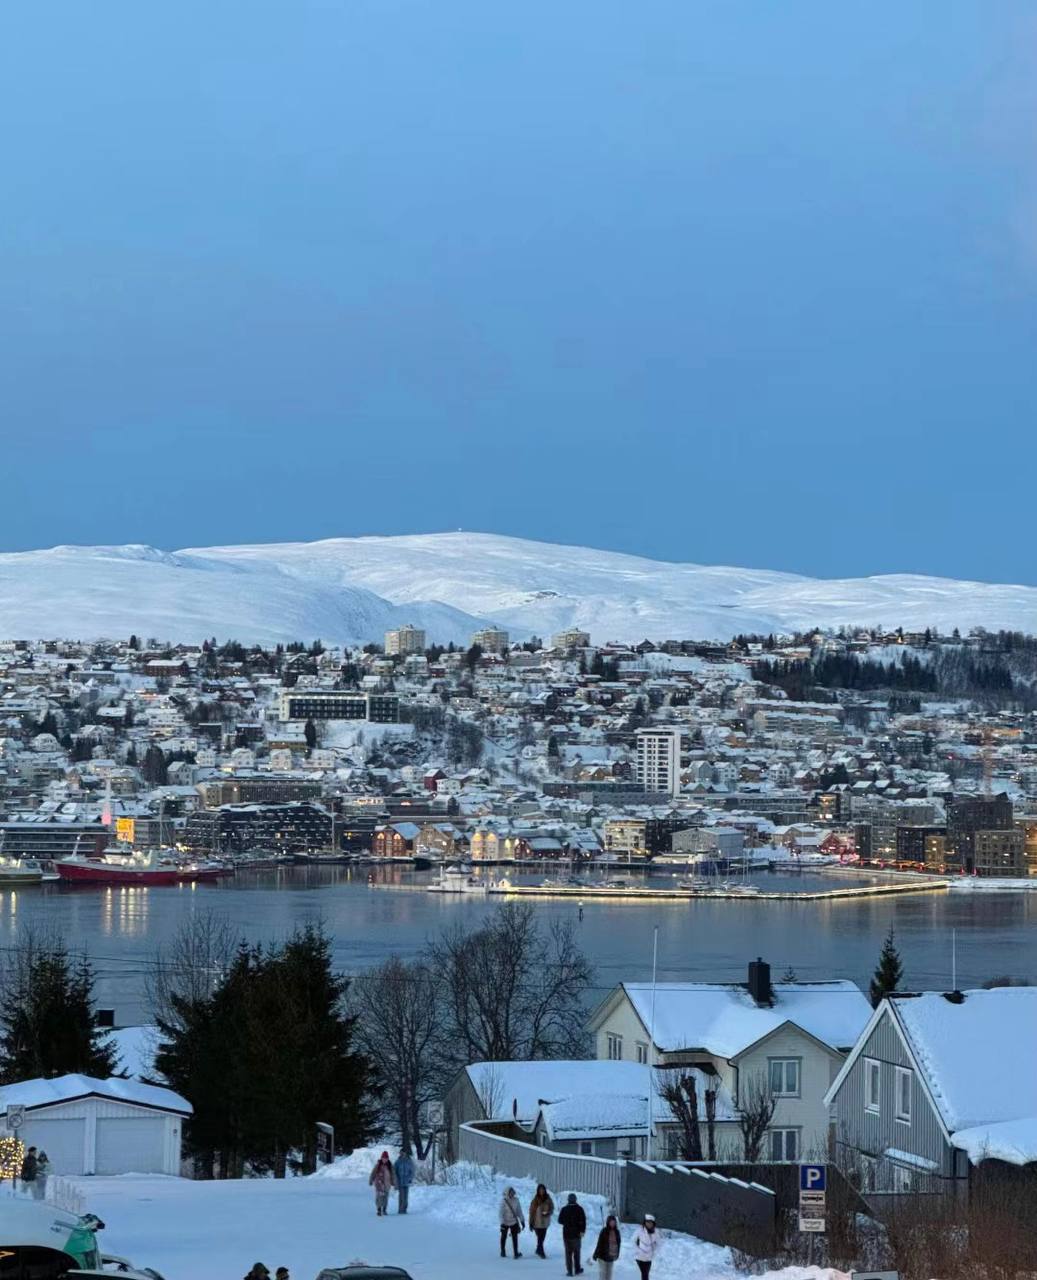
[{"left": 3, "top": 866, "right": 1035, "bottom": 1022}]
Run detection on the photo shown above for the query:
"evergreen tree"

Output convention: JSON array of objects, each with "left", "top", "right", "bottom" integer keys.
[
  {"left": 304, "top": 718, "right": 318, "bottom": 751},
  {"left": 869, "top": 928, "right": 903, "bottom": 1008},
  {"left": 142, "top": 744, "right": 168, "bottom": 786},
  {"left": 0, "top": 937, "right": 118, "bottom": 1082},
  {"left": 156, "top": 927, "right": 376, "bottom": 1178}
]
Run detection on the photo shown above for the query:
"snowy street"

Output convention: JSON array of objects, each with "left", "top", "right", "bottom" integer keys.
[{"left": 71, "top": 1160, "right": 842, "bottom": 1280}]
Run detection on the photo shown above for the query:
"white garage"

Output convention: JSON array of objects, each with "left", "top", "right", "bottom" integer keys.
[{"left": 0, "top": 1074, "right": 191, "bottom": 1177}]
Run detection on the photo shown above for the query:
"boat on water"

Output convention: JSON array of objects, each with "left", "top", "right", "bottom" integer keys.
[
  {"left": 427, "top": 866, "right": 490, "bottom": 894},
  {"left": 0, "top": 856, "right": 52, "bottom": 885},
  {"left": 56, "top": 847, "right": 228, "bottom": 886}
]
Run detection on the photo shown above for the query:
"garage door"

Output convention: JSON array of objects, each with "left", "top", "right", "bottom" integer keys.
[
  {"left": 95, "top": 1117, "right": 166, "bottom": 1175},
  {"left": 19, "top": 1118, "right": 85, "bottom": 1177}
]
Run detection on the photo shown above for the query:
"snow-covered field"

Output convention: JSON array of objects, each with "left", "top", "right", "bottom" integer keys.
[
  {"left": 2, "top": 531, "right": 1037, "bottom": 644},
  {"left": 72, "top": 1156, "right": 845, "bottom": 1280}
]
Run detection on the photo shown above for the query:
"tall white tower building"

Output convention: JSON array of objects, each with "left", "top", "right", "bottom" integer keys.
[{"left": 635, "top": 726, "right": 683, "bottom": 798}]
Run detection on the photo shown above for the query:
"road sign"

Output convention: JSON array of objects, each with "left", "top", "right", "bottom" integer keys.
[
  {"left": 799, "top": 1216, "right": 826, "bottom": 1233},
  {"left": 424, "top": 1100, "right": 444, "bottom": 1128},
  {"left": 799, "top": 1190, "right": 826, "bottom": 1207},
  {"left": 800, "top": 1164, "right": 827, "bottom": 1192},
  {"left": 315, "top": 1121, "right": 334, "bottom": 1165},
  {"left": 5, "top": 1107, "right": 24, "bottom": 1131}
]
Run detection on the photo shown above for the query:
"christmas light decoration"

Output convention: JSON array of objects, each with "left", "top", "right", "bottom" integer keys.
[{"left": 0, "top": 1136, "right": 24, "bottom": 1183}]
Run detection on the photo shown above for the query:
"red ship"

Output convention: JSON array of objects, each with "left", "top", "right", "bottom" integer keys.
[{"left": 56, "top": 848, "right": 226, "bottom": 885}]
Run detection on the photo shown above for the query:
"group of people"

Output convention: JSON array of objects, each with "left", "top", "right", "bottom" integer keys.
[
  {"left": 499, "top": 1185, "right": 661, "bottom": 1278},
  {"left": 19, "top": 1147, "right": 49, "bottom": 1200},
  {"left": 368, "top": 1148, "right": 415, "bottom": 1215},
  {"left": 244, "top": 1265, "right": 289, "bottom": 1280}
]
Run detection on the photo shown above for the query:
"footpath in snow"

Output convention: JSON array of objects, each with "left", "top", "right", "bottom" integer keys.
[{"left": 72, "top": 1153, "right": 845, "bottom": 1280}]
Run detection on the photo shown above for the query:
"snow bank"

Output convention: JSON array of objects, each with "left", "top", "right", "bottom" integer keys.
[
  {"left": 952, "top": 1117, "right": 1037, "bottom": 1167},
  {"left": 71, "top": 1163, "right": 850, "bottom": 1280}
]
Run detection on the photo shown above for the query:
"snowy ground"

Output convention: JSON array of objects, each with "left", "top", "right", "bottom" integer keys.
[{"left": 71, "top": 1155, "right": 845, "bottom": 1280}]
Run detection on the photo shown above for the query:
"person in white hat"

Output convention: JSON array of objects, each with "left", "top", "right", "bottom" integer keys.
[{"left": 633, "top": 1213, "right": 661, "bottom": 1279}]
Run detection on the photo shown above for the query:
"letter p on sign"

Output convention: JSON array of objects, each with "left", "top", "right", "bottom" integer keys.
[{"left": 800, "top": 1164, "right": 826, "bottom": 1192}]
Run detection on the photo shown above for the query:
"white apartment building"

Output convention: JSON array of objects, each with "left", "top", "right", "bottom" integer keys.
[
  {"left": 471, "top": 626, "right": 509, "bottom": 654},
  {"left": 551, "top": 628, "right": 591, "bottom": 650},
  {"left": 385, "top": 624, "right": 426, "bottom": 656},
  {"left": 636, "top": 726, "right": 682, "bottom": 798}
]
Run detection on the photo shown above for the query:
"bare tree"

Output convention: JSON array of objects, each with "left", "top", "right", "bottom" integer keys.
[
  {"left": 737, "top": 1071, "right": 777, "bottom": 1162},
  {"left": 658, "top": 1067, "right": 723, "bottom": 1162},
  {"left": 351, "top": 956, "right": 445, "bottom": 1158},
  {"left": 659, "top": 1067, "right": 703, "bottom": 1160},
  {"left": 429, "top": 902, "right": 593, "bottom": 1069},
  {"left": 474, "top": 1061, "right": 506, "bottom": 1120},
  {"left": 147, "top": 911, "right": 239, "bottom": 1043}
]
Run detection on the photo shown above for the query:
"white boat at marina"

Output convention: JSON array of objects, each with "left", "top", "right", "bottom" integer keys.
[
  {"left": 427, "top": 866, "right": 490, "bottom": 894},
  {"left": 0, "top": 857, "right": 49, "bottom": 885}
]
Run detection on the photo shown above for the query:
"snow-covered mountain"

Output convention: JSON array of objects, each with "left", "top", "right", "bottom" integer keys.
[{"left": 1, "top": 532, "right": 1035, "bottom": 645}]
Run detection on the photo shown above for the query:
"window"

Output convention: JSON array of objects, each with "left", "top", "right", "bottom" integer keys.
[
  {"left": 768, "top": 1057, "right": 801, "bottom": 1097},
  {"left": 578, "top": 1140, "right": 594, "bottom": 1155},
  {"left": 895, "top": 1066, "right": 913, "bottom": 1123},
  {"left": 636, "top": 1041, "right": 649, "bottom": 1064},
  {"left": 864, "top": 1057, "right": 881, "bottom": 1113},
  {"left": 606, "top": 1033, "right": 623, "bottom": 1060},
  {"left": 768, "top": 1128, "right": 799, "bottom": 1162},
  {"left": 893, "top": 1163, "right": 913, "bottom": 1194}
]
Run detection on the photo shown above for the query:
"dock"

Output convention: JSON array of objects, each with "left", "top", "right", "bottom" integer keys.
[{"left": 486, "top": 878, "right": 949, "bottom": 902}]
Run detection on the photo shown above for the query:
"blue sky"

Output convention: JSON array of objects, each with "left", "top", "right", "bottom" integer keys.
[{"left": 2, "top": 1, "right": 1036, "bottom": 582}]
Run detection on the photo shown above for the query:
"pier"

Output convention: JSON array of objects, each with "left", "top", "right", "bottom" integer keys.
[{"left": 486, "top": 877, "right": 949, "bottom": 902}]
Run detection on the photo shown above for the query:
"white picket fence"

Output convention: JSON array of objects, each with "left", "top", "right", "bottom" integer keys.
[
  {"left": 0, "top": 1176, "right": 85, "bottom": 1216},
  {"left": 458, "top": 1122, "right": 626, "bottom": 1211}
]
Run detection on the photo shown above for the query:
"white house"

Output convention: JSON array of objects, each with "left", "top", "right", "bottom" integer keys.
[
  {"left": 0, "top": 1074, "right": 191, "bottom": 1176},
  {"left": 585, "top": 959, "right": 871, "bottom": 1162}
]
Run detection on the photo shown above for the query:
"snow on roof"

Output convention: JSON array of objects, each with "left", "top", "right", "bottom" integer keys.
[
  {"left": 0, "top": 1073, "right": 191, "bottom": 1115},
  {"left": 538, "top": 1069, "right": 738, "bottom": 1140},
  {"left": 892, "top": 989, "right": 1037, "bottom": 1136},
  {"left": 620, "top": 980, "right": 870, "bottom": 1058},
  {"left": 951, "top": 1118, "right": 1037, "bottom": 1167},
  {"left": 465, "top": 1060, "right": 656, "bottom": 1121}
]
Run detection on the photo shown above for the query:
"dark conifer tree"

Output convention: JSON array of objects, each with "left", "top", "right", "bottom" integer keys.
[
  {"left": 869, "top": 928, "right": 904, "bottom": 1008},
  {"left": 0, "top": 939, "right": 118, "bottom": 1082}
]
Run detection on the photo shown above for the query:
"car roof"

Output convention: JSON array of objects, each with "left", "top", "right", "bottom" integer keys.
[{"left": 315, "top": 1270, "right": 413, "bottom": 1280}]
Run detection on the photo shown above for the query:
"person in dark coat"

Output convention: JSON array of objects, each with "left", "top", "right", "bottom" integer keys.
[
  {"left": 33, "top": 1151, "right": 49, "bottom": 1201},
  {"left": 244, "top": 1264, "right": 269, "bottom": 1280},
  {"left": 557, "top": 1192, "right": 587, "bottom": 1276},
  {"left": 592, "top": 1214, "right": 621, "bottom": 1279},
  {"left": 393, "top": 1147, "right": 415, "bottom": 1215},
  {"left": 19, "top": 1147, "right": 37, "bottom": 1192}
]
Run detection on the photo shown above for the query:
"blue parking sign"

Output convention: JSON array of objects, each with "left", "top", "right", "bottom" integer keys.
[{"left": 800, "top": 1164, "right": 826, "bottom": 1192}]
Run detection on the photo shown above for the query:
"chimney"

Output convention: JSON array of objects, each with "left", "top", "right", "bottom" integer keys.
[{"left": 747, "top": 958, "right": 773, "bottom": 1007}]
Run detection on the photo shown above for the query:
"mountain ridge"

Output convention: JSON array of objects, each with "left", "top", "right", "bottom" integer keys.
[{"left": 0, "top": 532, "right": 1034, "bottom": 645}]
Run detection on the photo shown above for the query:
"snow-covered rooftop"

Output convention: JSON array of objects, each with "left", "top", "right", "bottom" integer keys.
[
  {"left": 0, "top": 1073, "right": 190, "bottom": 1115},
  {"left": 465, "top": 1059, "right": 656, "bottom": 1122},
  {"left": 892, "top": 989, "right": 1037, "bottom": 1139},
  {"left": 619, "top": 980, "right": 870, "bottom": 1058}
]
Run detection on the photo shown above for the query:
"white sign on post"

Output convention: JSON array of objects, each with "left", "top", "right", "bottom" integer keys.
[
  {"left": 798, "top": 1163, "right": 826, "bottom": 1233},
  {"left": 5, "top": 1106, "right": 24, "bottom": 1131}
]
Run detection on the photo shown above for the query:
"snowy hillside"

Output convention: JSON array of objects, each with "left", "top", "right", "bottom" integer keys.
[{"left": 1, "top": 532, "right": 1035, "bottom": 644}]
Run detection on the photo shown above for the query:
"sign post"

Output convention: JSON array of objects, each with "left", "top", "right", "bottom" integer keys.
[
  {"left": 799, "top": 1164, "right": 827, "bottom": 1234},
  {"left": 315, "top": 1122, "right": 334, "bottom": 1167},
  {"left": 5, "top": 1107, "right": 24, "bottom": 1132}
]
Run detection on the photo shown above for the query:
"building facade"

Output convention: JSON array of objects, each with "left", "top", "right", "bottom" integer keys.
[{"left": 635, "top": 727, "right": 682, "bottom": 798}]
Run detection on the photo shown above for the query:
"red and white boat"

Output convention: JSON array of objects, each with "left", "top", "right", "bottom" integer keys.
[{"left": 56, "top": 847, "right": 226, "bottom": 886}]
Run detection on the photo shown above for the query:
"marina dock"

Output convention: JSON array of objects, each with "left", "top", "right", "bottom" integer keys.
[{"left": 486, "top": 877, "right": 949, "bottom": 902}]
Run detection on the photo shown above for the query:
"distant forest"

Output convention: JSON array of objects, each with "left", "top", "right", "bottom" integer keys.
[{"left": 744, "top": 630, "right": 1037, "bottom": 711}]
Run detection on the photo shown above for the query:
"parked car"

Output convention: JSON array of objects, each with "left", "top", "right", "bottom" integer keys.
[{"left": 315, "top": 1268, "right": 413, "bottom": 1280}]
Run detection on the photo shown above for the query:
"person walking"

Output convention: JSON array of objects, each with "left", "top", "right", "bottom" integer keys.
[
  {"left": 499, "top": 1186, "right": 525, "bottom": 1259},
  {"left": 528, "top": 1183, "right": 555, "bottom": 1258},
  {"left": 19, "top": 1147, "right": 37, "bottom": 1196},
  {"left": 394, "top": 1147, "right": 415, "bottom": 1215},
  {"left": 274, "top": 1268, "right": 289, "bottom": 1280},
  {"left": 33, "top": 1151, "right": 49, "bottom": 1202},
  {"left": 633, "top": 1214, "right": 661, "bottom": 1279},
  {"left": 557, "top": 1193, "right": 586, "bottom": 1276},
  {"left": 243, "top": 1264, "right": 269, "bottom": 1280},
  {"left": 591, "top": 1214, "right": 621, "bottom": 1279},
  {"left": 368, "top": 1150, "right": 396, "bottom": 1216}
]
